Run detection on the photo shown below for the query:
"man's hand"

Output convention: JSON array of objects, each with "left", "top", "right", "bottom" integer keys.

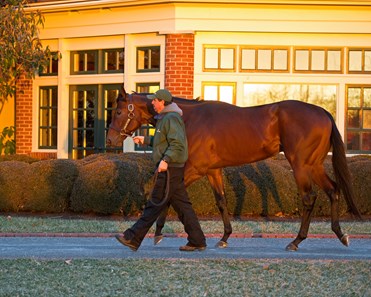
[
  {"left": 158, "top": 160, "right": 168, "bottom": 172},
  {"left": 132, "top": 136, "right": 144, "bottom": 144}
]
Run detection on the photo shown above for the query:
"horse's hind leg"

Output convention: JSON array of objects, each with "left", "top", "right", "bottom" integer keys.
[
  {"left": 312, "top": 168, "right": 349, "bottom": 246},
  {"left": 207, "top": 169, "right": 232, "bottom": 248},
  {"left": 286, "top": 169, "right": 317, "bottom": 251}
]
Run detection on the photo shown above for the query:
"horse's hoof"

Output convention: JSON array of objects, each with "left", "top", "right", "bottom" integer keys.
[
  {"left": 215, "top": 241, "right": 228, "bottom": 248},
  {"left": 154, "top": 235, "right": 164, "bottom": 245},
  {"left": 340, "top": 234, "right": 349, "bottom": 247},
  {"left": 285, "top": 242, "right": 298, "bottom": 251}
]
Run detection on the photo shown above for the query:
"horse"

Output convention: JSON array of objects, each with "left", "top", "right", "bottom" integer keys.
[{"left": 106, "top": 87, "right": 361, "bottom": 251}]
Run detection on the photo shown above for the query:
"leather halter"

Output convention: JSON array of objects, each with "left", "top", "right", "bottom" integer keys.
[{"left": 109, "top": 93, "right": 136, "bottom": 137}]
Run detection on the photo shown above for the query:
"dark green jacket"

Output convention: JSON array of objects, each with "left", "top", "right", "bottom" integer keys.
[{"left": 144, "top": 103, "right": 188, "bottom": 167}]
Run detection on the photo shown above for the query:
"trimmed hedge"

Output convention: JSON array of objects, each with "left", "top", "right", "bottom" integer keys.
[{"left": 0, "top": 153, "right": 370, "bottom": 217}]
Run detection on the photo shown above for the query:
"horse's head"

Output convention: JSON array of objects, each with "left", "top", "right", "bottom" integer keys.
[{"left": 106, "top": 87, "right": 157, "bottom": 147}]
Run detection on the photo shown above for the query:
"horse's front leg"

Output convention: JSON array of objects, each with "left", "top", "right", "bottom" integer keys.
[
  {"left": 207, "top": 169, "right": 232, "bottom": 248},
  {"left": 154, "top": 205, "right": 169, "bottom": 245}
]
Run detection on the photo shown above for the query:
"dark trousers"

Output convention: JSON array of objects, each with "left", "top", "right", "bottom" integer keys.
[{"left": 124, "top": 166, "right": 206, "bottom": 247}]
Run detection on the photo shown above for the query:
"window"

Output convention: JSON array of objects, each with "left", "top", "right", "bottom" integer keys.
[
  {"left": 136, "top": 82, "right": 160, "bottom": 94},
  {"left": 294, "top": 48, "right": 342, "bottom": 73},
  {"left": 348, "top": 49, "right": 371, "bottom": 73},
  {"left": 202, "top": 82, "right": 236, "bottom": 105},
  {"left": 346, "top": 86, "right": 371, "bottom": 152},
  {"left": 137, "top": 46, "right": 160, "bottom": 72},
  {"left": 203, "top": 46, "right": 236, "bottom": 71},
  {"left": 241, "top": 83, "right": 337, "bottom": 118},
  {"left": 39, "top": 53, "right": 58, "bottom": 76},
  {"left": 240, "top": 47, "right": 289, "bottom": 72},
  {"left": 103, "top": 48, "right": 125, "bottom": 73},
  {"left": 69, "top": 84, "right": 121, "bottom": 159},
  {"left": 71, "top": 50, "right": 98, "bottom": 74},
  {"left": 71, "top": 49, "right": 124, "bottom": 75},
  {"left": 39, "top": 86, "right": 58, "bottom": 149}
]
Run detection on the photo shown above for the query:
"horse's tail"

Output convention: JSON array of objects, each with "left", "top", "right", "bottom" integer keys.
[{"left": 326, "top": 111, "right": 362, "bottom": 219}]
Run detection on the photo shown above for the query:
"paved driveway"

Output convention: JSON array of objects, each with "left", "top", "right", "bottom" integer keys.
[{"left": 1, "top": 236, "right": 370, "bottom": 260}]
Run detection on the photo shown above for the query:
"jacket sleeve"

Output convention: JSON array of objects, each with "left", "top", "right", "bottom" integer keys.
[{"left": 162, "top": 114, "right": 188, "bottom": 164}]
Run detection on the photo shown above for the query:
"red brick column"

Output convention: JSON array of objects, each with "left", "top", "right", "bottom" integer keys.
[
  {"left": 165, "top": 33, "right": 194, "bottom": 99},
  {"left": 15, "top": 75, "right": 33, "bottom": 155}
]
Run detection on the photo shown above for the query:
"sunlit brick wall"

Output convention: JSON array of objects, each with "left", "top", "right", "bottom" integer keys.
[{"left": 165, "top": 34, "right": 194, "bottom": 99}]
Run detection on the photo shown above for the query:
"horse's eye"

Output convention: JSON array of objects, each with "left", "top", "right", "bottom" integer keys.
[{"left": 116, "top": 109, "right": 122, "bottom": 115}]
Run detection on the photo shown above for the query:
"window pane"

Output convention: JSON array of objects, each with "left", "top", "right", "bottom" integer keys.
[
  {"left": 40, "top": 109, "right": 50, "bottom": 126},
  {"left": 204, "top": 85, "right": 218, "bottom": 100},
  {"left": 241, "top": 49, "right": 255, "bottom": 69},
  {"left": 219, "top": 86, "right": 234, "bottom": 104},
  {"left": 150, "top": 48, "right": 160, "bottom": 69},
  {"left": 137, "top": 49, "right": 146, "bottom": 69},
  {"left": 365, "top": 51, "right": 371, "bottom": 71},
  {"left": 295, "top": 50, "right": 309, "bottom": 70},
  {"left": 347, "top": 132, "right": 360, "bottom": 150},
  {"left": 348, "top": 88, "right": 361, "bottom": 108},
  {"left": 74, "top": 53, "right": 84, "bottom": 72},
  {"left": 86, "top": 52, "right": 96, "bottom": 71},
  {"left": 105, "top": 51, "right": 118, "bottom": 71},
  {"left": 257, "top": 49, "right": 271, "bottom": 70},
  {"left": 363, "top": 110, "right": 371, "bottom": 129},
  {"left": 220, "top": 48, "right": 234, "bottom": 69},
  {"left": 205, "top": 48, "right": 218, "bottom": 69},
  {"left": 362, "top": 132, "right": 371, "bottom": 150},
  {"left": 311, "top": 50, "right": 325, "bottom": 71},
  {"left": 273, "top": 50, "right": 287, "bottom": 70},
  {"left": 241, "top": 83, "right": 337, "bottom": 116},
  {"left": 347, "top": 110, "right": 360, "bottom": 128},
  {"left": 364, "top": 88, "right": 371, "bottom": 107},
  {"left": 349, "top": 51, "right": 362, "bottom": 71},
  {"left": 327, "top": 50, "right": 341, "bottom": 71}
]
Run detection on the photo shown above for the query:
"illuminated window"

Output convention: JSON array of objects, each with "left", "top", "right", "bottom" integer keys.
[
  {"left": 346, "top": 86, "right": 371, "bottom": 152},
  {"left": 202, "top": 82, "right": 236, "bottom": 105},
  {"left": 241, "top": 83, "right": 337, "bottom": 118},
  {"left": 240, "top": 47, "right": 289, "bottom": 72},
  {"left": 39, "top": 52, "right": 58, "bottom": 76},
  {"left": 103, "top": 48, "right": 125, "bottom": 73},
  {"left": 137, "top": 46, "right": 160, "bottom": 72},
  {"left": 71, "top": 49, "right": 124, "bottom": 75},
  {"left": 203, "top": 46, "right": 236, "bottom": 71},
  {"left": 348, "top": 49, "right": 371, "bottom": 73},
  {"left": 39, "top": 86, "right": 58, "bottom": 149},
  {"left": 294, "top": 48, "right": 342, "bottom": 73}
]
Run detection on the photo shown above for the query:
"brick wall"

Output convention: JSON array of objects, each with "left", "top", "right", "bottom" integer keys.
[
  {"left": 15, "top": 75, "right": 33, "bottom": 156},
  {"left": 165, "top": 34, "right": 194, "bottom": 99}
]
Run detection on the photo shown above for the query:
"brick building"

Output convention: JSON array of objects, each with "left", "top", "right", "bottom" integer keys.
[{"left": 5, "top": 0, "right": 371, "bottom": 159}]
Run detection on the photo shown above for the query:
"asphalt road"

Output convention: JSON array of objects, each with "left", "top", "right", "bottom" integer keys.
[{"left": 1, "top": 236, "right": 370, "bottom": 260}]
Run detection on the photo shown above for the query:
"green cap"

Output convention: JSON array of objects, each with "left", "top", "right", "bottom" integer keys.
[{"left": 147, "top": 89, "right": 173, "bottom": 102}]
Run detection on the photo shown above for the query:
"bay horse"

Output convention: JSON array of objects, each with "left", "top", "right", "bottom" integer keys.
[{"left": 106, "top": 88, "right": 361, "bottom": 251}]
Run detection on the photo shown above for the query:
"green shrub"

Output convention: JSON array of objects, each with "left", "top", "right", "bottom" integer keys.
[
  {"left": 0, "top": 161, "right": 29, "bottom": 211},
  {"left": 70, "top": 153, "right": 154, "bottom": 215},
  {"left": 0, "top": 160, "right": 78, "bottom": 212},
  {"left": 0, "top": 153, "right": 369, "bottom": 217}
]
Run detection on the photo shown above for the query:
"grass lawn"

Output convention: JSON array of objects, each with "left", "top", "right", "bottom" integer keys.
[
  {"left": 0, "top": 215, "right": 370, "bottom": 296},
  {"left": 0, "top": 258, "right": 370, "bottom": 297},
  {"left": 0, "top": 215, "right": 370, "bottom": 235}
]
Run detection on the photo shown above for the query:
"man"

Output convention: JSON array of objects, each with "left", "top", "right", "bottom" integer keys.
[{"left": 115, "top": 89, "right": 206, "bottom": 252}]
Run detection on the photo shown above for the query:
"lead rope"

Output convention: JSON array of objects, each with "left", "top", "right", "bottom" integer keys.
[{"left": 148, "top": 168, "right": 171, "bottom": 207}]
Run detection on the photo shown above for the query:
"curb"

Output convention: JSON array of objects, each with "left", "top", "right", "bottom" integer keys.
[{"left": 0, "top": 232, "right": 370, "bottom": 239}]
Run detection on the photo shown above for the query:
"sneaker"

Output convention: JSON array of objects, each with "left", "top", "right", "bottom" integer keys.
[
  {"left": 179, "top": 243, "right": 206, "bottom": 252},
  {"left": 115, "top": 234, "right": 139, "bottom": 251}
]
